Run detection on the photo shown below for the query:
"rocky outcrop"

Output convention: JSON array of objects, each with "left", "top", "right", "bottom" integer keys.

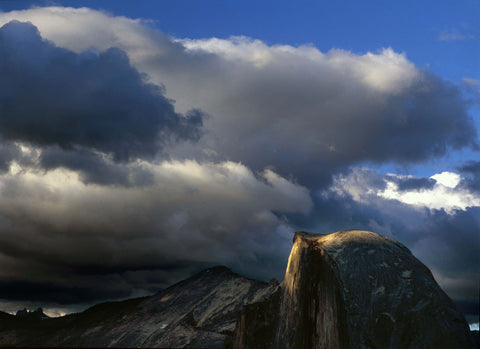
[
  {"left": 230, "top": 230, "right": 476, "bottom": 349},
  {"left": 0, "top": 266, "right": 278, "bottom": 348},
  {"left": 15, "top": 307, "right": 49, "bottom": 320}
]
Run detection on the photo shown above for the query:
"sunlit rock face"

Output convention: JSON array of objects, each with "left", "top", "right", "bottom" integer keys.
[{"left": 231, "top": 230, "right": 475, "bottom": 349}]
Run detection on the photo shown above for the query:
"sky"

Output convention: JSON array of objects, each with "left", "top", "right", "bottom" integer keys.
[{"left": 0, "top": 0, "right": 478, "bottom": 327}]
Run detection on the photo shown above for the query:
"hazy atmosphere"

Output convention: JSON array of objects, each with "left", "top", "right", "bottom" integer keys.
[{"left": 0, "top": 0, "right": 478, "bottom": 328}]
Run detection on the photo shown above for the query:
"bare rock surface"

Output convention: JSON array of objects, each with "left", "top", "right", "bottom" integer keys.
[
  {"left": 0, "top": 266, "right": 278, "bottom": 348},
  {"left": 230, "top": 230, "right": 476, "bottom": 349}
]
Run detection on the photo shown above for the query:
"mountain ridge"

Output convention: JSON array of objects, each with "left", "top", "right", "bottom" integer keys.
[
  {"left": 0, "top": 265, "right": 278, "bottom": 347},
  {"left": 0, "top": 230, "right": 477, "bottom": 348}
]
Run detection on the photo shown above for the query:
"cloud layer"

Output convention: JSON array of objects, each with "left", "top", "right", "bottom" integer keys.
[
  {"left": 1, "top": 7, "right": 477, "bottom": 182},
  {"left": 0, "top": 159, "right": 310, "bottom": 305},
  {"left": 0, "top": 7, "right": 477, "bottom": 320}
]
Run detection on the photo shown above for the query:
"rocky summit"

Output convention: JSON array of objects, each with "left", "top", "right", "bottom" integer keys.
[
  {"left": 0, "top": 230, "right": 476, "bottom": 348},
  {"left": 230, "top": 230, "right": 476, "bottom": 349}
]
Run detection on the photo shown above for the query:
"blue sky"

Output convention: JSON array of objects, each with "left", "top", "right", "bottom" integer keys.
[
  {"left": 3, "top": 0, "right": 478, "bottom": 80},
  {"left": 0, "top": 0, "right": 478, "bottom": 326}
]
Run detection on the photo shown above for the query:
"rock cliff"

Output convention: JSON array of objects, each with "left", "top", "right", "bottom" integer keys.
[{"left": 230, "top": 230, "right": 476, "bottom": 349}]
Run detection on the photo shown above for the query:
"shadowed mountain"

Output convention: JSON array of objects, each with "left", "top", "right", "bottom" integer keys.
[
  {"left": 0, "top": 266, "right": 278, "bottom": 348},
  {"left": 230, "top": 230, "right": 476, "bottom": 349}
]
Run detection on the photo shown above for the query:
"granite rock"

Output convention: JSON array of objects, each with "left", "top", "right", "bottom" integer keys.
[{"left": 230, "top": 230, "right": 476, "bottom": 349}]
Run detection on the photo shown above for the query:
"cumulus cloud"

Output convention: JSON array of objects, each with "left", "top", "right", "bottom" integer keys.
[
  {"left": 378, "top": 172, "right": 480, "bottom": 214},
  {"left": 169, "top": 37, "right": 477, "bottom": 180},
  {"left": 329, "top": 168, "right": 480, "bottom": 214},
  {"left": 0, "top": 20, "right": 203, "bottom": 167},
  {"left": 0, "top": 7, "right": 477, "bottom": 186}
]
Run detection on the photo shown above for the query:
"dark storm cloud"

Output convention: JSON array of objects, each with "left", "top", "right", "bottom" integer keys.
[
  {"left": 0, "top": 141, "right": 20, "bottom": 172},
  {"left": 0, "top": 281, "right": 131, "bottom": 305},
  {"left": 0, "top": 259, "right": 213, "bottom": 304},
  {"left": 385, "top": 175, "right": 436, "bottom": 192},
  {"left": 458, "top": 160, "right": 480, "bottom": 192},
  {"left": 375, "top": 74, "right": 477, "bottom": 161},
  {"left": 0, "top": 159, "right": 310, "bottom": 307},
  {"left": 421, "top": 208, "right": 480, "bottom": 276},
  {"left": 39, "top": 147, "right": 154, "bottom": 186},
  {"left": 0, "top": 20, "right": 203, "bottom": 165}
]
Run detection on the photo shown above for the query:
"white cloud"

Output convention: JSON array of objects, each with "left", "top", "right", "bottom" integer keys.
[
  {"left": 438, "top": 30, "right": 475, "bottom": 42},
  {"left": 325, "top": 167, "right": 384, "bottom": 204},
  {"left": 378, "top": 173, "right": 479, "bottom": 214},
  {"left": 430, "top": 171, "right": 461, "bottom": 188},
  {"left": 181, "top": 36, "right": 417, "bottom": 94},
  {"left": 0, "top": 7, "right": 159, "bottom": 56},
  {"left": 438, "top": 32, "right": 467, "bottom": 41},
  {"left": 328, "top": 168, "right": 480, "bottom": 214}
]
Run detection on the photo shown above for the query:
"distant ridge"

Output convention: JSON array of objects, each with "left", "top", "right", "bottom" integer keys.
[{"left": 0, "top": 266, "right": 278, "bottom": 347}]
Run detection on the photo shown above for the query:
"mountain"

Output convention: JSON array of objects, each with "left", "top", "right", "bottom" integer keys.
[
  {"left": 0, "top": 230, "right": 476, "bottom": 348},
  {"left": 0, "top": 266, "right": 278, "bottom": 348},
  {"left": 229, "top": 230, "right": 476, "bottom": 349}
]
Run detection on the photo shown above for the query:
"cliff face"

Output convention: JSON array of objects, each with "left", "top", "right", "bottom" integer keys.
[{"left": 231, "top": 230, "right": 475, "bottom": 349}]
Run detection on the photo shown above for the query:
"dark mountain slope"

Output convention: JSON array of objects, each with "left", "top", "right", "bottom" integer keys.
[{"left": 0, "top": 266, "right": 278, "bottom": 348}]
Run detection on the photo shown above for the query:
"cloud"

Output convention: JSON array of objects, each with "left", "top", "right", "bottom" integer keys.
[
  {"left": 0, "top": 6, "right": 477, "bottom": 319},
  {"left": 458, "top": 160, "right": 480, "bottom": 192},
  {"left": 0, "top": 141, "right": 21, "bottom": 172},
  {"left": 438, "top": 31, "right": 475, "bottom": 41},
  {"left": 0, "top": 20, "right": 203, "bottom": 166},
  {"left": 167, "top": 38, "right": 477, "bottom": 180},
  {"left": 388, "top": 176, "right": 436, "bottom": 192},
  {"left": 0, "top": 159, "right": 311, "bottom": 303},
  {"left": 378, "top": 174, "right": 480, "bottom": 214},
  {"left": 39, "top": 146, "right": 155, "bottom": 187},
  {"left": 0, "top": 7, "right": 477, "bottom": 187},
  {"left": 430, "top": 171, "right": 461, "bottom": 188},
  {"left": 330, "top": 168, "right": 480, "bottom": 214},
  {"left": 462, "top": 77, "right": 480, "bottom": 89}
]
